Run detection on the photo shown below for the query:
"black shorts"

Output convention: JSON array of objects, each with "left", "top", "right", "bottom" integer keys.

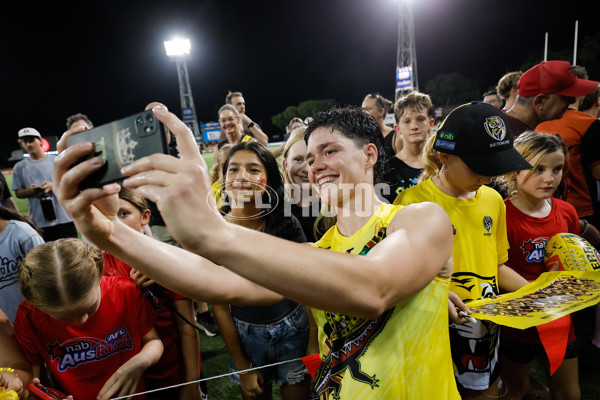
[{"left": 500, "top": 338, "right": 578, "bottom": 364}]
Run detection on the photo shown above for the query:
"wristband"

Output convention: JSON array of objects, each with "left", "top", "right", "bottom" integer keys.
[
  {"left": 239, "top": 363, "right": 253, "bottom": 374},
  {"left": 0, "top": 367, "right": 17, "bottom": 376},
  {"left": 247, "top": 122, "right": 255, "bottom": 129}
]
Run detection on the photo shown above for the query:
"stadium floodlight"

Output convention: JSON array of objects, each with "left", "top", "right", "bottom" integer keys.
[
  {"left": 163, "top": 37, "right": 202, "bottom": 148},
  {"left": 164, "top": 38, "right": 191, "bottom": 57}
]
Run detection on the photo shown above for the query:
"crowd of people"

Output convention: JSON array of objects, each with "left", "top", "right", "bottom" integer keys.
[{"left": 1, "top": 60, "right": 599, "bottom": 400}]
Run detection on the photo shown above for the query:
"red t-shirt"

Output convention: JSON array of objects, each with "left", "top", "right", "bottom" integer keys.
[
  {"left": 14, "top": 276, "right": 156, "bottom": 399},
  {"left": 503, "top": 197, "right": 579, "bottom": 343},
  {"left": 103, "top": 252, "right": 196, "bottom": 388}
]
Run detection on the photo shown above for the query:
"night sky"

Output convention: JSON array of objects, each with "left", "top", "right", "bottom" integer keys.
[{"left": 3, "top": 0, "right": 597, "bottom": 150}]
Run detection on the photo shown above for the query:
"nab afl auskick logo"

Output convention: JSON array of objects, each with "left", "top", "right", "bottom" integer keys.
[{"left": 521, "top": 237, "right": 548, "bottom": 262}]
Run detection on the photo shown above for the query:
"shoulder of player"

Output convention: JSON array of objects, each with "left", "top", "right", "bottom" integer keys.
[{"left": 388, "top": 202, "right": 451, "bottom": 236}]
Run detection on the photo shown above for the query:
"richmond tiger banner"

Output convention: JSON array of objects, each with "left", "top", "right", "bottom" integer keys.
[{"left": 467, "top": 271, "right": 600, "bottom": 330}]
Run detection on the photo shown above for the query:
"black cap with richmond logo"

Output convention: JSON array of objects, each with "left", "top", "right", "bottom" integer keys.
[{"left": 433, "top": 102, "right": 532, "bottom": 176}]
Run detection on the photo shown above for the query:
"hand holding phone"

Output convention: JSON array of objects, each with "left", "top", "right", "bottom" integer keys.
[
  {"left": 27, "top": 382, "right": 71, "bottom": 400},
  {"left": 66, "top": 109, "right": 168, "bottom": 189}
]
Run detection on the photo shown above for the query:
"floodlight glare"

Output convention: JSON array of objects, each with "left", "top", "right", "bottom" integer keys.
[{"left": 164, "top": 38, "right": 191, "bottom": 57}]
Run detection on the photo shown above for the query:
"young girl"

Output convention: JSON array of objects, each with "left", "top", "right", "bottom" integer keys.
[
  {"left": 0, "top": 206, "right": 44, "bottom": 324},
  {"left": 14, "top": 238, "right": 163, "bottom": 400},
  {"left": 394, "top": 102, "right": 532, "bottom": 399},
  {"left": 103, "top": 187, "right": 205, "bottom": 400},
  {"left": 282, "top": 127, "right": 330, "bottom": 242},
  {"left": 214, "top": 141, "right": 312, "bottom": 400},
  {"left": 497, "top": 131, "right": 580, "bottom": 400}
]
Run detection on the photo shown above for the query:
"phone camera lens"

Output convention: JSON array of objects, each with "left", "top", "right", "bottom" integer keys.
[
  {"left": 146, "top": 115, "right": 155, "bottom": 124},
  {"left": 136, "top": 117, "right": 144, "bottom": 127}
]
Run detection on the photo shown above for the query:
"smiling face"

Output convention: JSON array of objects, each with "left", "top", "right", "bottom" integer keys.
[
  {"left": 219, "top": 108, "right": 242, "bottom": 140},
  {"left": 306, "top": 127, "right": 375, "bottom": 207},
  {"left": 515, "top": 150, "right": 564, "bottom": 201},
  {"left": 284, "top": 140, "right": 310, "bottom": 187},
  {"left": 224, "top": 150, "right": 268, "bottom": 205},
  {"left": 40, "top": 284, "right": 101, "bottom": 324}
]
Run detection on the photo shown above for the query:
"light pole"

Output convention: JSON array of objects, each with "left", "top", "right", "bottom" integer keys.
[
  {"left": 164, "top": 38, "right": 203, "bottom": 149},
  {"left": 394, "top": 0, "right": 418, "bottom": 103}
]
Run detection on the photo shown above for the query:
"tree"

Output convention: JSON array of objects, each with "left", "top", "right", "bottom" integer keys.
[
  {"left": 271, "top": 99, "right": 336, "bottom": 131},
  {"left": 424, "top": 73, "right": 480, "bottom": 107}
]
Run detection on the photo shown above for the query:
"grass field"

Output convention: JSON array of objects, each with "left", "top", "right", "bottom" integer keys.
[{"left": 2, "top": 162, "right": 599, "bottom": 399}]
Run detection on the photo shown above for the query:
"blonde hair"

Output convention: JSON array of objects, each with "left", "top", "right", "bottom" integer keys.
[
  {"left": 497, "top": 71, "right": 522, "bottom": 100},
  {"left": 287, "top": 117, "right": 304, "bottom": 132},
  {"left": 19, "top": 238, "right": 103, "bottom": 309},
  {"left": 282, "top": 127, "right": 307, "bottom": 187},
  {"left": 496, "top": 131, "right": 568, "bottom": 196},
  {"left": 218, "top": 104, "right": 240, "bottom": 118},
  {"left": 281, "top": 127, "right": 335, "bottom": 239},
  {"left": 418, "top": 132, "right": 443, "bottom": 183},
  {"left": 211, "top": 143, "right": 233, "bottom": 184}
]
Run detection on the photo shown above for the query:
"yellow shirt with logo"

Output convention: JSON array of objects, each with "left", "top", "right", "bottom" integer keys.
[
  {"left": 394, "top": 179, "right": 508, "bottom": 301},
  {"left": 311, "top": 203, "right": 460, "bottom": 399}
]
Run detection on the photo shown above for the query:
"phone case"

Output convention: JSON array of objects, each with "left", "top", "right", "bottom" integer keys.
[
  {"left": 67, "top": 109, "right": 168, "bottom": 189},
  {"left": 28, "top": 383, "right": 69, "bottom": 400}
]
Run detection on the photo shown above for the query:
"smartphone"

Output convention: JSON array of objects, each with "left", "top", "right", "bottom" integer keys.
[
  {"left": 28, "top": 382, "right": 70, "bottom": 400},
  {"left": 67, "top": 109, "right": 168, "bottom": 189}
]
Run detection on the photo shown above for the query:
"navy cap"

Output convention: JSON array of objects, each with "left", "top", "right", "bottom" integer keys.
[{"left": 433, "top": 102, "right": 532, "bottom": 176}]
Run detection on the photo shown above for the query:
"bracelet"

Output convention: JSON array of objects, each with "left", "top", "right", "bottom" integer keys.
[
  {"left": 0, "top": 367, "right": 17, "bottom": 376},
  {"left": 239, "top": 363, "right": 253, "bottom": 374},
  {"left": 247, "top": 122, "right": 255, "bottom": 129}
]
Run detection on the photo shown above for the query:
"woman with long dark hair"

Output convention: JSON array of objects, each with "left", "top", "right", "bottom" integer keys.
[{"left": 215, "top": 141, "right": 313, "bottom": 400}]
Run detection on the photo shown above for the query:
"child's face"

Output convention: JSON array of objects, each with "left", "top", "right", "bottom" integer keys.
[
  {"left": 117, "top": 199, "right": 150, "bottom": 233},
  {"left": 284, "top": 140, "right": 310, "bottom": 187},
  {"left": 225, "top": 150, "right": 268, "bottom": 202},
  {"left": 396, "top": 108, "right": 433, "bottom": 144},
  {"left": 444, "top": 154, "right": 493, "bottom": 195},
  {"left": 515, "top": 150, "right": 564, "bottom": 200},
  {"left": 40, "top": 284, "right": 102, "bottom": 324}
]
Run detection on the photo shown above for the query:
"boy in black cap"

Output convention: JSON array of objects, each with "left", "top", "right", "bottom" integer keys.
[{"left": 395, "top": 102, "right": 532, "bottom": 398}]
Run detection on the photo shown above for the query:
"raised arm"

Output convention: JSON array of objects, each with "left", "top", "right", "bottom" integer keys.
[
  {"left": 53, "top": 113, "right": 282, "bottom": 307},
  {"left": 241, "top": 114, "right": 269, "bottom": 146},
  {"left": 121, "top": 107, "right": 453, "bottom": 317}
]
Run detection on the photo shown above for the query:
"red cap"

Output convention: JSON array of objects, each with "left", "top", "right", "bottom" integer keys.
[{"left": 518, "top": 60, "right": 599, "bottom": 97}]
